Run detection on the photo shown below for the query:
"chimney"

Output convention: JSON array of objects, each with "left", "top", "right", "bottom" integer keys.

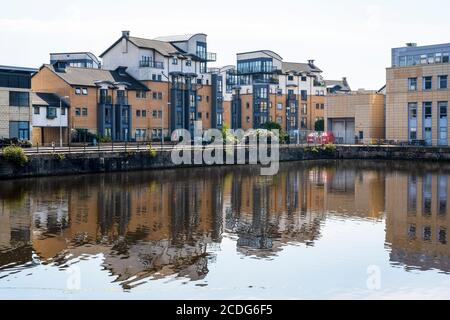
[
  {"left": 308, "top": 59, "right": 315, "bottom": 66},
  {"left": 121, "top": 31, "right": 129, "bottom": 54},
  {"left": 342, "top": 77, "right": 348, "bottom": 86},
  {"left": 406, "top": 43, "right": 417, "bottom": 47}
]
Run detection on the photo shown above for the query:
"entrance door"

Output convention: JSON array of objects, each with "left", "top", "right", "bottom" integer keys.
[
  {"left": 332, "top": 120, "right": 345, "bottom": 144},
  {"left": 345, "top": 121, "right": 355, "bottom": 144}
]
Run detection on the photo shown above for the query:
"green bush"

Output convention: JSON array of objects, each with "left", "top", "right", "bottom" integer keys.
[
  {"left": 51, "top": 152, "right": 66, "bottom": 161},
  {"left": 2, "top": 146, "right": 28, "bottom": 166},
  {"left": 147, "top": 145, "right": 157, "bottom": 158},
  {"left": 323, "top": 143, "right": 337, "bottom": 153}
]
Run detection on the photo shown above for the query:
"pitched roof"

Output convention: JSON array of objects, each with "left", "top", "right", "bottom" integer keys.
[
  {"left": 100, "top": 36, "right": 180, "bottom": 58},
  {"left": 41, "top": 64, "right": 148, "bottom": 91},
  {"left": 282, "top": 62, "right": 322, "bottom": 74},
  {"left": 325, "top": 79, "right": 351, "bottom": 91},
  {"left": 32, "top": 92, "right": 70, "bottom": 107},
  {"left": 154, "top": 34, "right": 205, "bottom": 42}
]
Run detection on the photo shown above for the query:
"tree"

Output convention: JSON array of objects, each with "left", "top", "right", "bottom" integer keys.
[
  {"left": 315, "top": 119, "right": 325, "bottom": 132},
  {"left": 262, "top": 122, "right": 282, "bottom": 131}
]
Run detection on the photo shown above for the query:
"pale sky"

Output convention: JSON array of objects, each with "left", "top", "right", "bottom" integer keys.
[{"left": 2, "top": 0, "right": 450, "bottom": 89}]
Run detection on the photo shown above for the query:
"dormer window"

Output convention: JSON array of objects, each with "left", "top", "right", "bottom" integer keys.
[
  {"left": 172, "top": 58, "right": 178, "bottom": 65},
  {"left": 186, "top": 60, "right": 192, "bottom": 67},
  {"left": 288, "top": 75, "right": 294, "bottom": 81}
]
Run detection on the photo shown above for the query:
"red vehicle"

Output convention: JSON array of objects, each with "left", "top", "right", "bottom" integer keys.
[{"left": 307, "top": 132, "right": 335, "bottom": 144}]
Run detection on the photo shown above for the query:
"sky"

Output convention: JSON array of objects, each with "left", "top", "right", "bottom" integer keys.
[{"left": 1, "top": 0, "right": 450, "bottom": 89}]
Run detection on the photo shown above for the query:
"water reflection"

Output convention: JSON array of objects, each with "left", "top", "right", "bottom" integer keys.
[{"left": 1, "top": 161, "right": 450, "bottom": 291}]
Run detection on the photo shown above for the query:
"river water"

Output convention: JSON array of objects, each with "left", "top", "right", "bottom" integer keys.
[{"left": 1, "top": 160, "right": 450, "bottom": 300}]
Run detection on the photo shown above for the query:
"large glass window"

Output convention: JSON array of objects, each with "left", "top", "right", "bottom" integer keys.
[
  {"left": 9, "top": 121, "right": 29, "bottom": 140},
  {"left": 409, "top": 102, "right": 418, "bottom": 140},
  {"left": 9, "top": 91, "right": 29, "bottom": 107},
  {"left": 0, "top": 72, "right": 31, "bottom": 89}
]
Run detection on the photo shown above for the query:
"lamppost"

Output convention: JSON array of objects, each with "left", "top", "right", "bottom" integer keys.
[{"left": 59, "top": 96, "right": 69, "bottom": 147}]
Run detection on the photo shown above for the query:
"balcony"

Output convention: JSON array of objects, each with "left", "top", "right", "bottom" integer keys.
[
  {"left": 314, "top": 80, "right": 325, "bottom": 87},
  {"left": 139, "top": 60, "right": 164, "bottom": 69},
  {"left": 99, "top": 95, "right": 113, "bottom": 105},
  {"left": 116, "top": 96, "right": 129, "bottom": 105}
]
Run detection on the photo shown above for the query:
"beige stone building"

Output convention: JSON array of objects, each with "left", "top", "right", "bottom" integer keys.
[
  {"left": 0, "top": 66, "right": 36, "bottom": 141},
  {"left": 387, "top": 43, "right": 450, "bottom": 146},
  {"left": 325, "top": 90, "right": 385, "bottom": 144}
]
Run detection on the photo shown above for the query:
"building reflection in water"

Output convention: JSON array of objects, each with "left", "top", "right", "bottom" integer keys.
[{"left": 1, "top": 161, "right": 450, "bottom": 288}]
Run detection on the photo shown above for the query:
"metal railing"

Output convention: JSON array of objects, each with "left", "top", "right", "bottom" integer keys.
[{"left": 139, "top": 60, "right": 164, "bottom": 69}]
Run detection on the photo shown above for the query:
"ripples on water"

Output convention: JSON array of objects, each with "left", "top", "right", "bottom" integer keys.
[{"left": 1, "top": 160, "right": 450, "bottom": 299}]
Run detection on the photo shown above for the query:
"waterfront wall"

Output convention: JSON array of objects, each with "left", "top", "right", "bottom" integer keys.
[{"left": 2, "top": 145, "right": 450, "bottom": 179}]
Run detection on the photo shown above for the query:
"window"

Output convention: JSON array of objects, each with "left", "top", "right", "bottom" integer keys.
[
  {"left": 9, "top": 121, "right": 29, "bottom": 140},
  {"left": 359, "top": 131, "right": 364, "bottom": 140},
  {"left": 75, "top": 87, "right": 82, "bottom": 95},
  {"left": 186, "top": 60, "right": 192, "bottom": 67},
  {"left": 302, "top": 104, "right": 307, "bottom": 115},
  {"left": 172, "top": 58, "right": 178, "bottom": 65},
  {"left": 321, "top": 104, "right": 325, "bottom": 109},
  {"left": 142, "top": 110, "right": 147, "bottom": 117},
  {"left": 276, "top": 116, "right": 282, "bottom": 124},
  {"left": 34, "top": 106, "right": 40, "bottom": 114},
  {"left": 424, "top": 102, "right": 432, "bottom": 119},
  {"left": 82, "top": 108, "right": 88, "bottom": 116},
  {"left": 198, "top": 112, "right": 202, "bottom": 119},
  {"left": 301, "top": 117, "right": 307, "bottom": 129},
  {"left": 288, "top": 75, "right": 294, "bottom": 81},
  {"left": 158, "top": 92, "right": 163, "bottom": 100},
  {"left": 61, "top": 107, "right": 66, "bottom": 116},
  {"left": 198, "top": 95, "right": 203, "bottom": 102},
  {"left": 75, "top": 108, "right": 81, "bottom": 116},
  {"left": 152, "top": 110, "right": 158, "bottom": 118},
  {"left": 206, "top": 113, "right": 209, "bottom": 119},
  {"left": 158, "top": 111, "right": 162, "bottom": 119},
  {"left": 136, "top": 110, "right": 141, "bottom": 117},
  {"left": 423, "top": 76, "right": 432, "bottom": 90},
  {"left": 136, "top": 91, "right": 146, "bottom": 99},
  {"left": 439, "top": 75, "right": 448, "bottom": 89},
  {"left": 439, "top": 102, "right": 448, "bottom": 119},
  {"left": 152, "top": 74, "right": 157, "bottom": 81},
  {"left": 158, "top": 75, "right": 162, "bottom": 81},
  {"left": 82, "top": 88, "right": 88, "bottom": 95},
  {"left": 316, "top": 103, "right": 320, "bottom": 110},
  {"left": 246, "top": 102, "right": 250, "bottom": 109},
  {"left": 206, "top": 96, "right": 209, "bottom": 103},
  {"left": 197, "top": 79, "right": 202, "bottom": 85},
  {"left": 246, "top": 116, "right": 250, "bottom": 123},
  {"left": 301, "top": 90, "right": 308, "bottom": 101},
  {"left": 9, "top": 91, "right": 29, "bottom": 107},
  {"left": 277, "top": 103, "right": 283, "bottom": 110},
  {"left": 408, "top": 78, "right": 418, "bottom": 91},
  {"left": 152, "top": 92, "right": 157, "bottom": 99},
  {"left": 301, "top": 76, "right": 307, "bottom": 82},
  {"left": 47, "top": 107, "right": 57, "bottom": 119}
]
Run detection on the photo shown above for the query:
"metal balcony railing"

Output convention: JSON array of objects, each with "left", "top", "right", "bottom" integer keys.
[
  {"left": 116, "top": 97, "right": 129, "bottom": 105},
  {"left": 139, "top": 60, "right": 164, "bottom": 69}
]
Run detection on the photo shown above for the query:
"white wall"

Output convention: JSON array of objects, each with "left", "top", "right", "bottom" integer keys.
[{"left": 32, "top": 106, "right": 68, "bottom": 127}]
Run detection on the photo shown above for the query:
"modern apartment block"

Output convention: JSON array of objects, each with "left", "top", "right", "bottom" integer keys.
[
  {"left": 0, "top": 65, "right": 37, "bottom": 141},
  {"left": 101, "top": 31, "right": 222, "bottom": 136},
  {"left": 325, "top": 90, "right": 386, "bottom": 144},
  {"left": 215, "top": 50, "right": 349, "bottom": 133},
  {"left": 387, "top": 43, "right": 450, "bottom": 146},
  {"left": 32, "top": 63, "right": 149, "bottom": 142}
]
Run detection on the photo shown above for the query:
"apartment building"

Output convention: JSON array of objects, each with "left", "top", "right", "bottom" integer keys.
[
  {"left": 100, "top": 31, "right": 223, "bottom": 137},
  {"left": 0, "top": 66, "right": 37, "bottom": 141},
  {"left": 325, "top": 90, "right": 385, "bottom": 144},
  {"left": 216, "top": 50, "right": 347, "bottom": 134},
  {"left": 32, "top": 63, "right": 149, "bottom": 142},
  {"left": 386, "top": 43, "right": 450, "bottom": 146}
]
